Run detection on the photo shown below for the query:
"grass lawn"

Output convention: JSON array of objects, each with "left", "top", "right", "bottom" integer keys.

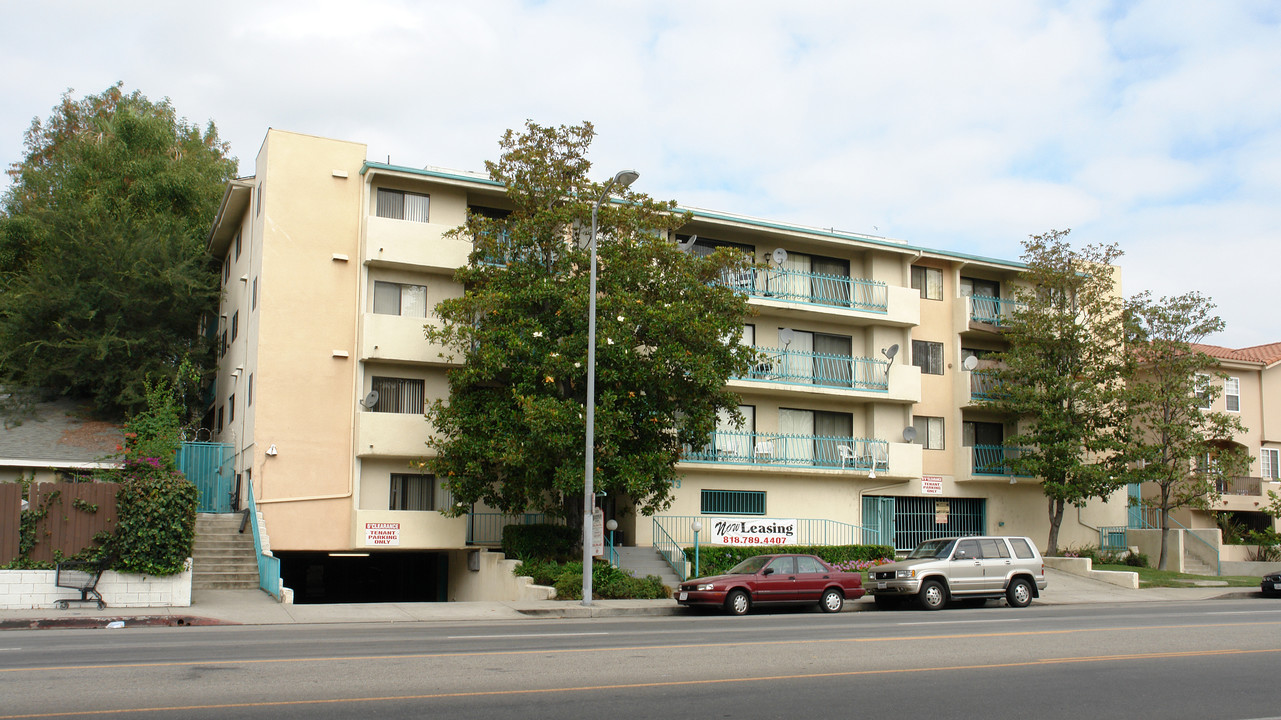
[{"left": 1093, "top": 563, "right": 1261, "bottom": 588}]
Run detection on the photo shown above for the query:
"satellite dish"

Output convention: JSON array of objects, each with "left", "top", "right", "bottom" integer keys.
[
  {"left": 882, "top": 344, "right": 899, "bottom": 360},
  {"left": 903, "top": 426, "right": 918, "bottom": 443},
  {"left": 360, "top": 390, "right": 380, "bottom": 409},
  {"left": 778, "top": 328, "right": 795, "bottom": 347},
  {"left": 676, "top": 234, "right": 698, "bottom": 253},
  {"left": 771, "top": 248, "right": 788, "bottom": 265},
  {"left": 962, "top": 355, "right": 979, "bottom": 371}
]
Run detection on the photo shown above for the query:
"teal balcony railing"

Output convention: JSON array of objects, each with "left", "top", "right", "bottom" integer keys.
[
  {"left": 737, "top": 347, "right": 889, "bottom": 392},
  {"left": 969, "top": 370, "right": 999, "bottom": 400},
  {"left": 969, "top": 295, "right": 1024, "bottom": 326},
  {"left": 684, "top": 430, "right": 889, "bottom": 471},
  {"left": 971, "top": 444, "right": 1027, "bottom": 476},
  {"left": 716, "top": 266, "right": 888, "bottom": 313}
]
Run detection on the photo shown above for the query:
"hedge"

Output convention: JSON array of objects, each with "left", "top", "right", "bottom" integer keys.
[
  {"left": 682, "top": 544, "right": 895, "bottom": 578},
  {"left": 501, "top": 523, "right": 579, "bottom": 561}
]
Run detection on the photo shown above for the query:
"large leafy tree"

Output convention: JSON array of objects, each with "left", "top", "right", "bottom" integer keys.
[
  {"left": 986, "top": 230, "right": 1129, "bottom": 554},
  {"left": 1121, "top": 291, "right": 1248, "bottom": 570},
  {"left": 0, "top": 84, "right": 236, "bottom": 417},
  {"left": 425, "top": 121, "right": 754, "bottom": 527}
]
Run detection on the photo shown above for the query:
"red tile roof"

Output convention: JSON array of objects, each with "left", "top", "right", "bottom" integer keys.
[{"left": 1190, "top": 342, "right": 1281, "bottom": 366}]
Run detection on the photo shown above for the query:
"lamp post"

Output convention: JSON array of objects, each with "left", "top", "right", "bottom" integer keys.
[
  {"left": 583, "top": 169, "right": 639, "bottom": 607},
  {"left": 691, "top": 520, "right": 703, "bottom": 579}
]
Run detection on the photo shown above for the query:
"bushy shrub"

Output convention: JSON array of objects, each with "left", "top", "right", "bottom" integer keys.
[
  {"left": 1124, "top": 552, "right": 1149, "bottom": 568},
  {"left": 684, "top": 544, "right": 895, "bottom": 578},
  {"left": 106, "top": 457, "right": 197, "bottom": 575},
  {"left": 502, "top": 523, "right": 579, "bottom": 561},
  {"left": 515, "top": 559, "right": 669, "bottom": 600}
]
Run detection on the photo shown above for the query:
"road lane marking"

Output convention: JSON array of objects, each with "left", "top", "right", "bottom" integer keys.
[
  {"left": 2, "top": 647, "right": 1279, "bottom": 719},
  {"left": 447, "top": 632, "right": 609, "bottom": 639},
  {"left": 3, "top": 619, "right": 1279, "bottom": 675},
  {"left": 896, "top": 619, "right": 1023, "bottom": 626}
]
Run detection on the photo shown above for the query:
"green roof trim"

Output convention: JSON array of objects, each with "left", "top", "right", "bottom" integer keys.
[{"left": 359, "top": 161, "right": 1027, "bottom": 271}]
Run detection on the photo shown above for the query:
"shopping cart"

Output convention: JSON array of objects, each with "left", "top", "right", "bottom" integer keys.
[{"left": 54, "top": 559, "right": 108, "bottom": 609}]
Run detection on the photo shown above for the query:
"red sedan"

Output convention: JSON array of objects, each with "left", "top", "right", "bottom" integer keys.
[{"left": 676, "top": 553, "right": 866, "bottom": 615}]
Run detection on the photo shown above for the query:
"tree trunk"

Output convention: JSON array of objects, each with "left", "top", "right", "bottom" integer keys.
[
  {"left": 1046, "top": 497, "right": 1066, "bottom": 556},
  {"left": 1158, "top": 516, "right": 1170, "bottom": 571}
]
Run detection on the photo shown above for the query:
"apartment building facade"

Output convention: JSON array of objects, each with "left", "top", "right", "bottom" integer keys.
[{"left": 206, "top": 129, "right": 1125, "bottom": 602}]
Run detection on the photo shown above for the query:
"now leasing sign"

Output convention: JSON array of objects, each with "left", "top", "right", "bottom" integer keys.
[
  {"left": 706, "top": 517, "right": 798, "bottom": 546},
  {"left": 365, "top": 522, "right": 400, "bottom": 546}
]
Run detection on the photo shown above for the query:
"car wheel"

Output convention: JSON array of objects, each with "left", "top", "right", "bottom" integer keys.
[
  {"left": 874, "top": 594, "right": 900, "bottom": 610},
  {"left": 1006, "top": 578, "right": 1033, "bottom": 608},
  {"left": 918, "top": 580, "right": 947, "bottom": 611},
  {"left": 820, "top": 588, "right": 844, "bottom": 613},
  {"left": 725, "top": 589, "right": 751, "bottom": 616}
]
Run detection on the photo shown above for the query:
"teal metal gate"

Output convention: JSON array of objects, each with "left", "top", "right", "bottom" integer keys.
[
  {"left": 176, "top": 442, "right": 235, "bottom": 513},
  {"left": 1127, "top": 483, "right": 1143, "bottom": 528},
  {"left": 862, "top": 496, "right": 895, "bottom": 547},
  {"left": 866, "top": 495, "right": 986, "bottom": 552}
]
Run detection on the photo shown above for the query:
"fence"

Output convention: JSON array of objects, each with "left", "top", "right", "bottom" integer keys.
[
  {"left": 466, "top": 512, "right": 556, "bottom": 546},
  {"left": 0, "top": 483, "right": 20, "bottom": 563},
  {"left": 715, "top": 266, "right": 888, "bottom": 313},
  {"left": 738, "top": 348, "right": 889, "bottom": 392},
  {"left": 176, "top": 441, "right": 235, "bottom": 513},
  {"left": 244, "top": 475, "right": 281, "bottom": 599},
  {"left": 21, "top": 482, "right": 120, "bottom": 564},
  {"left": 683, "top": 431, "right": 889, "bottom": 471}
]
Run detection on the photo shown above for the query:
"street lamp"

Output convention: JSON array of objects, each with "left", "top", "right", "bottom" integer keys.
[
  {"left": 606, "top": 518, "right": 618, "bottom": 566},
  {"left": 583, "top": 169, "right": 639, "bottom": 607},
  {"left": 691, "top": 520, "right": 703, "bottom": 579}
]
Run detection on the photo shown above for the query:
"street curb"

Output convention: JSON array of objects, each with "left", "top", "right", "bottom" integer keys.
[{"left": 0, "top": 615, "right": 233, "bottom": 631}]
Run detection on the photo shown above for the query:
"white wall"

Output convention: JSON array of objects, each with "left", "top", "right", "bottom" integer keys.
[{"left": 0, "top": 560, "right": 192, "bottom": 609}]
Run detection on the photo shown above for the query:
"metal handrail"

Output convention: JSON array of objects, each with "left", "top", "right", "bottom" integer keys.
[
  {"left": 244, "top": 476, "right": 282, "bottom": 599},
  {"left": 969, "top": 295, "right": 1024, "bottom": 326},
  {"left": 683, "top": 431, "right": 889, "bottom": 471},
  {"left": 735, "top": 347, "right": 889, "bottom": 392},
  {"left": 1111, "top": 508, "right": 1221, "bottom": 575},
  {"left": 971, "top": 444, "right": 1028, "bottom": 476},
  {"left": 652, "top": 518, "right": 688, "bottom": 582},
  {"left": 466, "top": 512, "right": 554, "bottom": 546},
  {"left": 715, "top": 266, "right": 888, "bottom": 313}
]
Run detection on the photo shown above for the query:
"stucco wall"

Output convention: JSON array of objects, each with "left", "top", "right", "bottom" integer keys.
[{"left": 446, "top": 549, "right": 554, "bottom": 602}]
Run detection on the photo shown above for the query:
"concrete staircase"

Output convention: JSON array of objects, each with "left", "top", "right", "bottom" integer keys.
[
  {"left": 614, "top": 546, "right": 682, "bottom": 591},
  {"left": 192, "top": 513, "right": 260, "bottom": 590},
  {"left": 1182, "top": 552, "right": 1216, "bottom": 576}
]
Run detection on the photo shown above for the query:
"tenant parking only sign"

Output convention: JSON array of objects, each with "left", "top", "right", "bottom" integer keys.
[
  {"left": 365, "top": 522, "right": 400, "bottom": 546},
  {"left": 706, "top": 518, "right": 798, "bottom": 546}
]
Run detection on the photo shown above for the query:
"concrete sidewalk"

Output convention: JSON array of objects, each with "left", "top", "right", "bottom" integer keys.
[{"left": 0, "top": 568, "right": 1264, "bottom": 630}]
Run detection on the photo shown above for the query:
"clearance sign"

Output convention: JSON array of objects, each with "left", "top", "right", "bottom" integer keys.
[
  {"left": 706, "top": 518, "right": 797, "bottom": 546},
  {"left": 365, "top": 522, "right": 401, "bottom": 546}
]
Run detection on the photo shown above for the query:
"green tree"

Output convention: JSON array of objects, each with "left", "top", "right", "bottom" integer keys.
[
  {"left": 425, "top": 121, "right": 754, "bottom": 527},
  {"left": 1121, "top": 291, "right": 1249, "bottom": 570},
  {"left": 986, "top": 230, "right": 1129, "bottom": 555},
  {"left": 0, "top": 83, "right": 236, "bottom": 417}
]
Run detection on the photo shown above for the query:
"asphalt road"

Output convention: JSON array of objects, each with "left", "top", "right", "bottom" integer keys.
[{"left": 3, "top": 598, "right": 1281, "bottom": 719}]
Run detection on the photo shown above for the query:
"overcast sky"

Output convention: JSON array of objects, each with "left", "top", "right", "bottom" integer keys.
[{"left": 2, "top": 1, "right": 1278, "bottom": 348}]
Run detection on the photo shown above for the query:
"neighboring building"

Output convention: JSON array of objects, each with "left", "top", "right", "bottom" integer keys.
[
  {"left": 1146, "top": 342, "right": 1281, "bottom": 534},
  {"left": 206, "top": 129, "right": 1125, "bottom": 602},
  {"left": 0, "top": 396, "right": 124, "bottom": 485}
]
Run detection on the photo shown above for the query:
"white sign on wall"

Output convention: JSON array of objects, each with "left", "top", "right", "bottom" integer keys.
[
  {"left": 706, "top": 517, "right": 798, "bottom": 546},
  {"left": 592, "top": 506, "right": 605, "bottom": 557},
  {"left": 365, "top": 522, "right": 400, "bottom": 546},
  {"left": 921, "top": 476, "right": 943, "bottom": 495}
]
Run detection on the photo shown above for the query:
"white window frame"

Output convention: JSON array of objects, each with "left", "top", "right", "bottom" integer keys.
[
  {"left": 370, "top": 377, "right": 426, "bottom": 414},
  {"left": 912, "top": 416, "right": 944, "bottom": 450},
  {"left": 1224, "top": 377, "right": 1240, "bottom": 412},
  {"left": 372, "top": 281, "right": 428, "bottom": 317},
  {"left": 1194, "top": 373, "right": 1212, "bottom": 410},
  {"left": 912, "top": 340, "right": 944, "bottom": 375},
  {"left": 376, "top": 188, "right": 430, "bottom": 223},
  {"left": 911, "top": 266, "right": 943, "bottom": 301},
  {"left": 1261, "top": 448, "right": 1279, "bottom": 480}
]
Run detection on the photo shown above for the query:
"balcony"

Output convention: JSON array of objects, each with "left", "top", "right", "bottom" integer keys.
[
  {"left": 1214, "top": 476, "right": 1276, "bottom": 512},
  {"left": 365, "top": 216, "right": 470, "bottom": 273},
  {"left": 356, "top": 411, "right": 438, "bottom": 458},
  {"left": 682, "top": 431, "right": 887, "bottom": 472},
  {"left": 360, "top": 313, "right": 455, "bottom": 365},
  {"left": 733, "top": 346, "right": 920, "bottom": 403},
  {"left": 962, "top": 444, "right": 1033, "bottom": 479},
  {"left": 714, "top": 267, "right": 919, "bottom": 327}
]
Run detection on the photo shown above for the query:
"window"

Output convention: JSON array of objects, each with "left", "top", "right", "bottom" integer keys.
[
  {"left": 252, "top": 277, "right": 258, "bottom": 310},
  {"left": 390, "top": 474, "right": 437, "bottom": 511},
  {"left": 228, "top": 394, "right": 235, "bottom": 423},
  {"left": 247, "top": 374, "right": 254, "bottom": 407},
  {"left": 231, "top": 311, "right": 239, "bottom": 342},
  {"left": 701, "top": 489, "right": 766, "bottom": 515},
  {"left": 776, "top": 330, "right": 853, "bottom": 387},
  {"left": 912, "top": 416, "right": 944, "bottom": 450},
  {"left": 216, "top": 405, "right": 224, "bottom": 433},
  {"left": 373, "top": 281, "right": 428, "bottom": 317},
  {"left": 1262, "top": 449, "right": 1279, "bottom": 480},
  {"left": 376, "top": 188, "right": 430, "bottom": 223},
  {"left": 912, "top": 340, "right": 944, "bottom": 375},
  {"left": 222, "top": 259, "right": 230, "bottom": 286},
  {"left": 959, "top": 277, "right": 999, "bottom": 298},
  {"left": 370, "top": 377, "right": 425, "bottom": 414},
  {"left": 911, "top": 266, "right": 943, "bottom": 300},
  {"left": 1009, "top": 537, "right": 1036, "bottom": 559},
  {"left": 234, "top": 231, "right": 242, "bottom": 260},
  {"left": 1194, "top": 373, "right": 1213, "bottom": 409},
  {"left": 256, "top": 183, "right": 263, "bottom": 216},
  {"left": 1225, "top": 377, "right": 1240, "bottom": 412}
]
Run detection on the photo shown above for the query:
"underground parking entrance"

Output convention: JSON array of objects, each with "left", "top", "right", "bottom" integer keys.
[{"left": 275, "top": 551, "right": 449, "bottom": 604}]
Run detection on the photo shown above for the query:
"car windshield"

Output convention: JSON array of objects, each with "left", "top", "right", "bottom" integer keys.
[
  {"left": 907, "top": 539, "right": 956, "bottom": 559},
  {"left": 725, "top": 556, "right": 772, "bottom": 574}
]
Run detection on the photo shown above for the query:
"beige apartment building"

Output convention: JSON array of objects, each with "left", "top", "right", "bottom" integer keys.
[
  {"left": 1140, "top": 343, "right": 1281, "bottom": 534},
  {"left": 206, "top": 129, "right": 1125, "bottom": 602}
]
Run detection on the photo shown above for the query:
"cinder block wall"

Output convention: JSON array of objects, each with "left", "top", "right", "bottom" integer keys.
[{"left": 0, "top": 561, "right": 192, "bottom": 609}]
